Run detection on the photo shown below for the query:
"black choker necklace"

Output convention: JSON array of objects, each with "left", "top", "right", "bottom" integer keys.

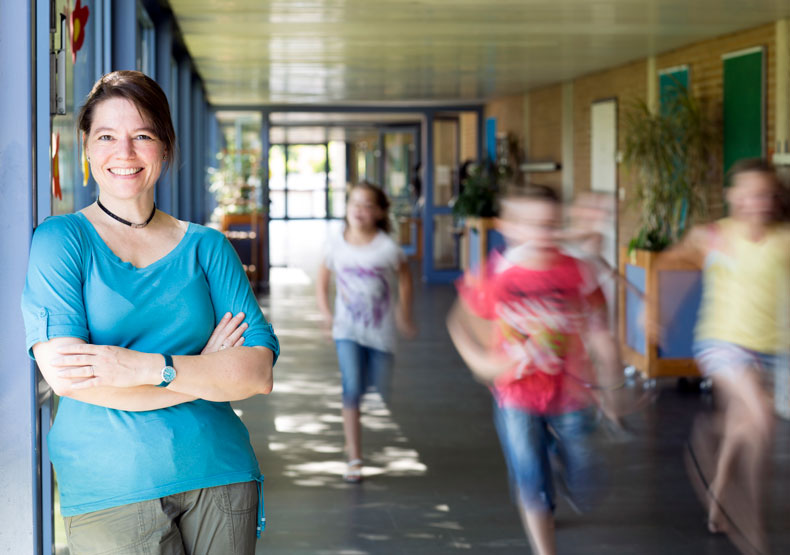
[{"left": 97, "top": 198, "right": 157, "bottom": 229}]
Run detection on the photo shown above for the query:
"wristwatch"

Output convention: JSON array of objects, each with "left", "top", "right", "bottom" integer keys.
[{"left": 157, "top": 354, "right": 176, "bottom": 387}]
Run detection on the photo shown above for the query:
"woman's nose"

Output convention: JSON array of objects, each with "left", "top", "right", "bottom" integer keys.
[{"left": 116, "top": 137, "right": 135, "bottom": 158}]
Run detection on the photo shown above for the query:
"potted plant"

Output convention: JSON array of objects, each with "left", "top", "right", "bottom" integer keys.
[
  {"left": 452, "top": 158, "right": 510, "bottom": 272},
  {"left": 208, "top": 147, "right": 261, "bottom": 222},
  {"left": 208, "top": 147, "right": 268, "bottom": 291},
  {"left": 619, "top": 83, "right": 719, "bottom": 380}
]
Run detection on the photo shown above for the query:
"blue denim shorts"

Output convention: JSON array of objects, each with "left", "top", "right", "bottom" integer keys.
[
  {"left": 335, "top": 340, "right": 394, "bottom": 408},
  {"left": 693, "top": 339, "right": 776, "bottom": 379},
  {"left": 493, "top": 403, "right": 600, "bottom": 513}
]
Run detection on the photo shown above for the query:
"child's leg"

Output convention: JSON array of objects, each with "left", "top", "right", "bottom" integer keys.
[
  {"left": 336, "top": 340, "right": 364, "bottom": 462},
  {"left": 547, "top": 407, "right": 600, "bottom": 514},
  {"left": 365, "top": 346, "right": 394, "bottom": 406},
  {"left": 707, "top": 368, "right": 772, "bottom": 548},
  {"left": 493, "top": 403, "right": 556, "bottom": 555},
  {"left": 694, "top": 342, "right": 773, "bottom": 549},
  {"left": 519, "top": 508, "right": 556, "bottom": 555}
]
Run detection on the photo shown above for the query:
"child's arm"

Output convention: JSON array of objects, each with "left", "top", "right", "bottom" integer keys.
[
  {"left": 396, "top": 260, "right": 417, "bottom": 338},
  {"left": 316, "top": 262, "right": 333, "bottom": 335},
  {"left": 655, "top": 225, "right": 707, "bottom": 269},
  {"left": 447, "top": 300, "right": 512, "bottom": 383},
  {"left": 585, "top": 327, "right": 627, "bottom": 423}
]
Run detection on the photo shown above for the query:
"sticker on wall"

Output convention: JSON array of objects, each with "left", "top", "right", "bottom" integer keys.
[
  {"left": 52, "top": 133, "right": 63, "bottom": 201},
  {"left": 69, "top": 0, "right": 90, "bottom": 65}
]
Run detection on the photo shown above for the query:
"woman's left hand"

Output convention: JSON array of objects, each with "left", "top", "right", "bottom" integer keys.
[{"left": 51, "top": 344, "right": 161, "bottom": 390}]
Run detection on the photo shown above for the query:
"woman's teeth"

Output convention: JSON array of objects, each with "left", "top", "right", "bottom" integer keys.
[{"left": 110, "top": 168, "right": 143, "bottom": 176}]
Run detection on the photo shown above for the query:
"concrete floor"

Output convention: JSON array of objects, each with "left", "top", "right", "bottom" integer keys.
[{"left": 233, "top": 267, "right": 790, "bottom": 555}]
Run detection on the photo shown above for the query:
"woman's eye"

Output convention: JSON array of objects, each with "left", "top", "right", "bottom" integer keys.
[
  {"left": 97, "top": 135, "right": 112, "bottom": 141},
  {"left": 135, "top": 135, "right": 153, "bottom": 140}
]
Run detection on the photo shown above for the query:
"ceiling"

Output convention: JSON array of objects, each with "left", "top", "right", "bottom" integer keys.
[{"left": 168, "top": 0, "right": 790, "bottom": 107}]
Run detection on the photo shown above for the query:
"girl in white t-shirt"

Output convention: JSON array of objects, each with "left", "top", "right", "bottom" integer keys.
[{"left": 317, "top": 182, "right": 417, "bottom": 483}]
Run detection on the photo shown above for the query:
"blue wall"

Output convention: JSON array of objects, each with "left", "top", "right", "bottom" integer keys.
[
  {"left": 0, "top": 1, "right": 221, "bottom": 550},
  {"left": 0, "top": 3, "right": 39, "bottom": 553}
]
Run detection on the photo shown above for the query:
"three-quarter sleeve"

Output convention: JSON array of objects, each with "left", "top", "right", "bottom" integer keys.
[
  {"left": 21, "top": 216, "right": 90, "bottom": 358},
  {"left": 200, "top": 229, "right": 280, "bottom": 364}
]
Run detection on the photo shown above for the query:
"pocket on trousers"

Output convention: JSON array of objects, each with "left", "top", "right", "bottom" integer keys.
[
  {"left": 210, "top": 482, "right": 258, "bottom": 515},
  {"left": 65, "top": 501, "right": 154, "bottom": 554}
]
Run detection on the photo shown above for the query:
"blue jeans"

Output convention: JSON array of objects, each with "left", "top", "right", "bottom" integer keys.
[
  {"left": 335, "top": 340, "right": 394, "bottom": 408},
  {"left": 493, "top": 403, "right": 600, "bottom": 513}
]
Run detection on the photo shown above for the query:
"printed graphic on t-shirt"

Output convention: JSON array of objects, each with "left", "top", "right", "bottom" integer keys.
[
  {"left": 496, "top": 281, "right": 587, "bottom": 378},
  {"left": 458, "top": 252, "right": 605, "bottom": 413},
  {"left": 337, "top": 265, "right": 391, "bottom": 329}
]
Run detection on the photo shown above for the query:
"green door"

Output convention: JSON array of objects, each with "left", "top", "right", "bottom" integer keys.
[{"left": 723, "top": 48, "right": 764, "bottom": 177}]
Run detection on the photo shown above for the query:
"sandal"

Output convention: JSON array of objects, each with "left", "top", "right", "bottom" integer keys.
[
  {"left": 707, "top": 519, "right": 727, "bottom": 535},
  {"left": 343, "top": 459, "right": 363, "bottom": 484}
]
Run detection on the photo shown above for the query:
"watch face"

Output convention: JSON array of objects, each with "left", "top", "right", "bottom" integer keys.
[{"left": 162, "top": 366, "right": 176, "bottom": 383}]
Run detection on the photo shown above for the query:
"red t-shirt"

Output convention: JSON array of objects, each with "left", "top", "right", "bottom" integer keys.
[{"left": 458, "top": 250, "right": 607, "bottom": 414}]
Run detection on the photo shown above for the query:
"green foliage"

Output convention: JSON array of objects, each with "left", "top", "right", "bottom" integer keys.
[
  {"left": 623, "top": 83, "right": 719, "bottom": 251},
  {"left": 208, "top": 147, "right": 261, "bottom": 221},
  {"left": 451, "top": 159, "right": 509, "bottom": 218},
  {"left": 627, "top": 227, "right": 671, "bottom": 253}
]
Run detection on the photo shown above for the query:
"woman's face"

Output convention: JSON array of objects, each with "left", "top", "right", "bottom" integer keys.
[{"left": 85, "top": 97, "right": 165, "bottom": 202}]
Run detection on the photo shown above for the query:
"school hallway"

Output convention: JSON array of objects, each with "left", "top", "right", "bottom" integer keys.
[{"left": 230, "top": 265, "right": 790, "bottom": 555}]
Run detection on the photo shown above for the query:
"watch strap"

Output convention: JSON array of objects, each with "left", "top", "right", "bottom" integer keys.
[{"left": 156, "top": 354, "right": 175, "bottom": 387}]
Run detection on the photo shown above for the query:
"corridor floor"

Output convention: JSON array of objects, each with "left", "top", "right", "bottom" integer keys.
[{"left": 233, "top": 268, "right": 790, "bottom": 554}]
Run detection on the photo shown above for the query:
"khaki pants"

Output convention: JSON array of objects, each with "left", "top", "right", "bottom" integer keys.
[{"left": 64, "top": 482, "right": 259, "bottom": 555}]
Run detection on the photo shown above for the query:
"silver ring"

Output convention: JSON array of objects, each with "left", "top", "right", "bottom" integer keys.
[
  {"left": 90, "top": 365, "right": 95, "bottom": 377},
  {"left": 220, "top": 344, "right": 228, "bottom": 350}
]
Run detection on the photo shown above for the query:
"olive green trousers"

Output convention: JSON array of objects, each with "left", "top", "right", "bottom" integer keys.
[{"left": 64, "top": 482, "right": 258, "bottom": 555}]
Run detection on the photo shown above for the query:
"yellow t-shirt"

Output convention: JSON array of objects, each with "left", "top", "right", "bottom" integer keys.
[{"left": 695, "top": 219, "right": 790, "bottom": 353}]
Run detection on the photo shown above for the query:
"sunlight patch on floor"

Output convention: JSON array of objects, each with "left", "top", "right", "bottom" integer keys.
[{"left": 270, "top": 267, "right": 312, "bottom": 285}]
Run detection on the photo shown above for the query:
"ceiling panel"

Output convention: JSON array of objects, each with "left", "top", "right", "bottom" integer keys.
[{"left": 168, "top": 0, "right": 790, "bottom": 106}]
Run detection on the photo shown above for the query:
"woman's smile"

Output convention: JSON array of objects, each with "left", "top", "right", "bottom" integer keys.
[{"left": 109, "top": 167, "right": 143, "bottom": 176}]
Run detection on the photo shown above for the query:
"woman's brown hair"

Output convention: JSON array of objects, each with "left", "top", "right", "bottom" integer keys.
[
  {"left": 78, "top": 70, "right": 177, "bottom": 172},
  {"left": 347, "top": 181, "right": 391, "bottom": 233}
]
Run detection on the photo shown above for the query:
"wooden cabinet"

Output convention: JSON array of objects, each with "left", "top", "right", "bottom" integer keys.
[
  {"left": 220, "top": 212, "right": 269, "bottom": 293},
  {"left": 619, "top": 247, "right": 701, "bottom": 380}
]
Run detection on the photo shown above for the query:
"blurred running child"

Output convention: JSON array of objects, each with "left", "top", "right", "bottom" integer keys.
[
  {"left": 317, "top": 182, "right": 417, "bottom": 483},
  {"left": 659, "top": 158, "right": 790, "bottom": 555},
  {"left": 447, "top": 185, "right": 620, "bottom": 555}
]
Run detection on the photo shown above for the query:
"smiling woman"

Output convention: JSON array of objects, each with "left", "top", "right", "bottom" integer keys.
[{"left": 21, "top": 71, "right": 279, "bottom": 555}]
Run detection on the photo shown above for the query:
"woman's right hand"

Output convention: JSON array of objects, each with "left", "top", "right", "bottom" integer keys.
[{"left": 202, "top": 312, "right": 248, "bottom": 354}]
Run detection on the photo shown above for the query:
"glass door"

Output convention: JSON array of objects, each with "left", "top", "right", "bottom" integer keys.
[
  {"left": 422, "top": 109, "right": 482, "bottom": 283},
  {"left": 285, "top": 144, "right": 328, "bottom": 219},
  {"left": 382, "top": 127, "right": 420, "bottom": 256},
  {"left": 431, "top": 117, "right": 461, "bottom": 271},
  {"left": 268, "top": 141, "right": 349, "bottom": 268}
]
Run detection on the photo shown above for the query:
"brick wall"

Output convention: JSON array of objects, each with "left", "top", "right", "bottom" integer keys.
[
  {"left": 656, "top": 22, "right": 776, "bottom": 220},
  {"left": 572, "top": 60, "right": 648, "bottom": 246},
  {"left": 487, "top": 21, "right": 779, "bottom": 249},
  {"left": 484, "top": 94, "right": 526, "bottom": 149},
  {"left": 526, "top": 84, "right": 563, "bottom": 190}
]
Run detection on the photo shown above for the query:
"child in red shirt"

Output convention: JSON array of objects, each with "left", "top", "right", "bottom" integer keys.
[{"left": 448, "top": 186, "right": 619, "bottom": 555}]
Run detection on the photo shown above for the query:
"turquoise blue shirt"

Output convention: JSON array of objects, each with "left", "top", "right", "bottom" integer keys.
[{"left": 21, "top": 213, "right": 279, "bottom": 531}]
